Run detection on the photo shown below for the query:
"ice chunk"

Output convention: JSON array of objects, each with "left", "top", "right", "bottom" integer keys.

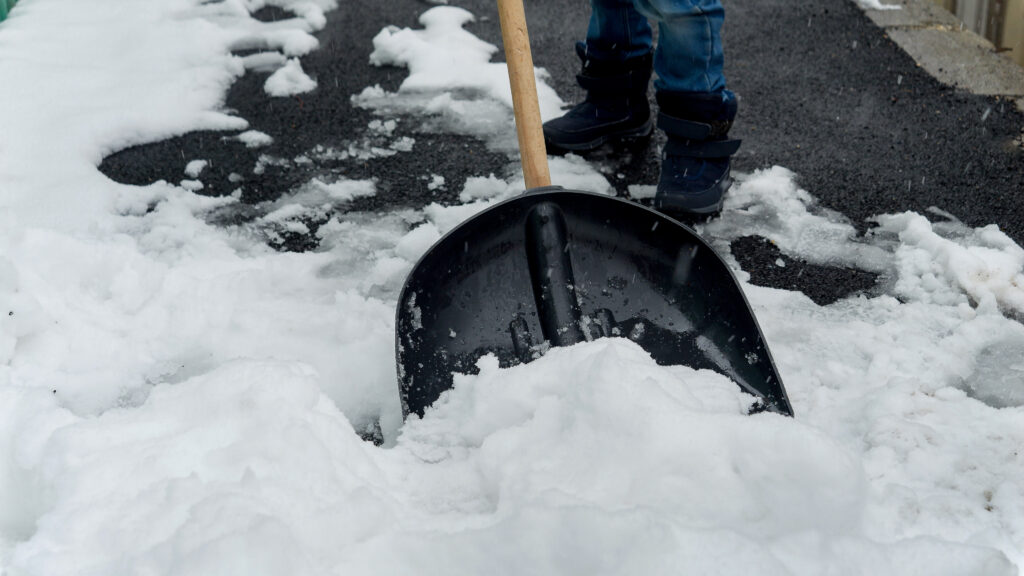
[
  {"left": 237, "top": 130, "right": 274, "bottom": 148},
  {"left": 184, "top": 159, "right": 208, "bottom": 178}
]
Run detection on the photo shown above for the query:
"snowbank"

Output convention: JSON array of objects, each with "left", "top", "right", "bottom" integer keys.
[{"left": 5, "top": 343, "right": 1017, "bottom": 575}]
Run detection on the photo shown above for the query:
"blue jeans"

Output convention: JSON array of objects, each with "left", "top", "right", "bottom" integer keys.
[{"left": 586, "top": 0, "right": 727, "bottom": 95}]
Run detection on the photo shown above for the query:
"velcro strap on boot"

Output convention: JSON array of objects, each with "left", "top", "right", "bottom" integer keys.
[
  {"left": 657, "top": 111, "right": 735, "bottom": 140},
  {"left": 657, "top": 113, "right": 712, "bottom": 140},
  {"left": 663, "top": 138, "right": 742, "bottom": 158},
  {"left": 576, "top": 72, "right": 634, "bottom": 94}
]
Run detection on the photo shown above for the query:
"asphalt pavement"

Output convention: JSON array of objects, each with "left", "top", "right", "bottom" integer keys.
[{"left": 100, "top": 0, "right": 1024, "bottom": 304}]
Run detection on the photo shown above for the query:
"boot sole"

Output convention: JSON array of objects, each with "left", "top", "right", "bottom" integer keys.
[
  {"left": 546, "top": 119, "right": 655, "bottom": 154},
  {"left": 653, "top": 175, "right": 732, "bottom": 218}
]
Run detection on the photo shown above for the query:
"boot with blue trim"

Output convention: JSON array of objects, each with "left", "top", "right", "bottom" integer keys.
[
  {"left": 543, "top": 43, "right": 654, "bottom": 153},
  {"left": 653, "top": 91, "right": 741, "bottom": 217}
]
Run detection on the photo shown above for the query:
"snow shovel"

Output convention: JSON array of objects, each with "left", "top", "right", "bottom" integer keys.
[{"left": 395, "top": 0, "right": 793, "bottom": 418}]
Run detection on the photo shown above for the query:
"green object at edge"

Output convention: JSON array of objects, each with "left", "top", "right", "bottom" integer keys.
[{"left": 0, "top": 0, "right": 18, "bottom": 23}]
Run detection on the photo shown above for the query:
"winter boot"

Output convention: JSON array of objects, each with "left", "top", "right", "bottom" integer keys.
[
  {"left": 543, "top": 43, "right": 654, "bottom": 153},
  {"left": 653, "top": 91, "right": 741, "bottom": 217}
]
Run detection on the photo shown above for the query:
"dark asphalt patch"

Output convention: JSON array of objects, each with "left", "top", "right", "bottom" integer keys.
[
  {"left": 730, "top": 235, "right": 880, "bottom": 306},
  {"left": 726, "top": 0, "right": 1023, "bottom": 242}
]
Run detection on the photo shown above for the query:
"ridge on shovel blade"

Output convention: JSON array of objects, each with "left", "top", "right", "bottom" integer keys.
[{"left": 396, "top": 188, "right": 793, "bottom": 418}]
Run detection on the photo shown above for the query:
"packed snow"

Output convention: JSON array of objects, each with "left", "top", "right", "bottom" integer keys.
[
  {"left": 265, "top": 58, "right": 318, "bottom": 97},
  {"left": 0, "top": 2, "right": 1021, "bottom": 575},
  {"left": 353, "top": 6, "right": 565, "bottom": 154},
  {"left": 854, "top": 0, "right": 903, "bottom": 11},
  {"left": 184, "top": 160, "right": 209, "bottom": 178},
  {"left": 237, "top": 129, "right": 275, "bottom": 148}
]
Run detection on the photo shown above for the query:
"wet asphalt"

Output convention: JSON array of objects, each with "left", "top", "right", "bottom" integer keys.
[{"left": 99, "top": 0, "right": 1024, "bottom": 304}]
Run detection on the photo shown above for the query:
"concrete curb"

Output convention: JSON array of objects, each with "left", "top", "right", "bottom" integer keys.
[{"left": 859, "top": 0, "right": 1024, "bottom": 112}]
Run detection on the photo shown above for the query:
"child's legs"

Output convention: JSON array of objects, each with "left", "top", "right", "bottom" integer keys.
[
  {"left": 633, "top": 0, "right": 727, "bottom": 94},
  {"left": 587, "top": 0, "right": 654, "bottom": 60}
]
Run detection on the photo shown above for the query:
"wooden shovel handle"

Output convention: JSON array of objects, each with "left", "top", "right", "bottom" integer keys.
[{"left": 497, "top": 0, "right": 551, "bottom": 189}]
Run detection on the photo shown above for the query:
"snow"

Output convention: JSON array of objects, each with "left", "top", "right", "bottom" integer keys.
[
  {"left": 354, "top": 6, "right": 566, "bottom": 155},
  {"left": 367, "top": 7, "right": 563, "bottom": 122},
  {"left": 184, "top": 159, "right": 209, "bottom": 178},
  {"left": 0, "top": 2, "right": 1022, "bottom": 575},
  {"left": 875, "top": 212, "right": 1024, "bottom": 313},
  {"left": 705, "top": 166, "right": 891, "bottom": 273},
  {"left": 237, "top": 129, "right": 275, "bottom": 148},
  {"left": 264, "top": 57, "right": 318, "bottom": 97},
  {"left": 854, "top": 0, "right": 903, "bottom": 11},
  {"left": 627, "top": 183, "right": 658, "bottom": 200},
  {"left": 241, "top": 50, "right": 290, "bottom": 72},
  {"left": 426, "top": 174, "right": 446, "bottom": 191}
]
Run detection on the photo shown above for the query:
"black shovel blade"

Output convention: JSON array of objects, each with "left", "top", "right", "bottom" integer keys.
[{"left": 396, "top": 188, "right": 793, "bottom": 418}]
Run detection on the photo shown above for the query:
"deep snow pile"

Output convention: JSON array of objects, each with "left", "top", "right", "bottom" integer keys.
[{"left": 0, "top": 2, "right": 1022, "bottom": 575}]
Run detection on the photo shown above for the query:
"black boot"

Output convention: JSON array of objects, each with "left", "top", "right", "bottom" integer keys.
[
  {"left": 653, "top": 91, "right": 741, "bottom": 217},
  {"left": 543, "top": 43, "right": 654, "bottom": 153}
]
